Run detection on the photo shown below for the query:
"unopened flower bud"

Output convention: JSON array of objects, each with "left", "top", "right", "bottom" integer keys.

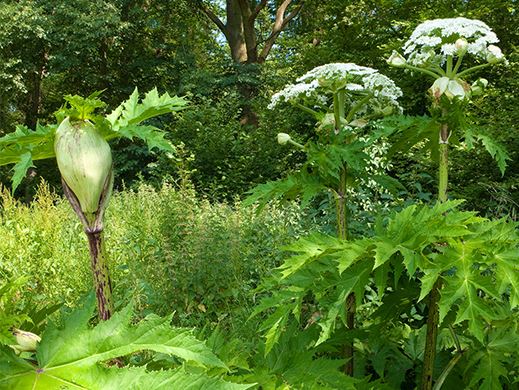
[
  {"left": 455, "top": 38, "right": 468, "bottom": 54},
  {"left": 430, "top": 77, "right": 449, "bottom": 99},
  {"left": 471, "top": 78, "right": 488, "bottom": 96},
  {"left": 12, "top": 329, "right": 41, "bottom": 352},
  {"left": 54, "top": 117, "right": 113, "bottom": 215},
  {"left": 387, "top": 51, "right": 406, "bottom": 67},
  {"left": 473, "top": 78, "right": 488, "bottom": 89},
  {"left": 277, "top": 133, "right": 291, "bottom": 145},
  {"left": 381, "top": 105, "right": 394, "bottom": 116},
  {"left": 349, "top": 119, "right": 368, "bottom": 128},
  {"left": 487, "top": 45, "right": 504, "bottom": 64},
  {"left": 445, "top": 79, "right": 466, "bottom": 100},
  {"left": 430, "top": 77, "right": 468, "bottom": 101}
]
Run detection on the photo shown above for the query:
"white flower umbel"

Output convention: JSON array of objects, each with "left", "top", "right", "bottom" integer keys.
[
  {"left": 268, "top": 79, "right": 320, "bottom": 109},
  {"left": 268, "top": 63, "right": 402, "bottom": 117},
  {"left": 403, "top": 17, "right": 501, "bottom": 66},
  {"left": 296, "top": 63, "right": 376, "bottom": 83},
  {"left": 391, "top": 18, "right": 506, "bottom": 103}
]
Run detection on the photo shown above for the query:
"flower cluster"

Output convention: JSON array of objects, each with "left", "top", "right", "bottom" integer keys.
[
  {"left": 402, "top": 17, "right": 504, "bottom": 66},
  {"left": 269, "top": 63, "right": 402, "bottom": 113}
]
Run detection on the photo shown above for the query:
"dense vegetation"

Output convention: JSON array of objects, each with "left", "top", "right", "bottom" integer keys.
[{"left": 0, "top": 1, "right": 518, "bottom": 389}]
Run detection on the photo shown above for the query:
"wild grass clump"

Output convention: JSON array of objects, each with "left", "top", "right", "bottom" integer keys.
[{"left": 0, "top": 181, "right": 311, "bottom": 332}]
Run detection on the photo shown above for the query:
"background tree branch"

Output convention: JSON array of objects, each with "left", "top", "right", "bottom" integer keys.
[{"left": 259, "top": 0, "right": 303, "bottom": 62}]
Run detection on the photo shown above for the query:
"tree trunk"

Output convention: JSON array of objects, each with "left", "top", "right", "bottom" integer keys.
[
  {"left": 197, "top": 0, "right": 303, "bottom": 126},
  {"left": 226, "top": 0, "right": 248, "bottom": 63},
  {"left": 24, "top": 51, "right": 46, "bottom": 129}
]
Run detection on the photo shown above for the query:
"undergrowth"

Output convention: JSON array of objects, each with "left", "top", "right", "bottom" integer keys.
[{"left": 0, "top": 181, "right": 312, "bottom": 334}]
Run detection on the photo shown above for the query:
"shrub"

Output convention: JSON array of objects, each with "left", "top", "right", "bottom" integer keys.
[{"left": 0, "top": 181, "right": 311, "bottom": 333}]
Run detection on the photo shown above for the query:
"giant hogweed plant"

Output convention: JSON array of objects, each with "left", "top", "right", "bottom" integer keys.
[
  {"left": 249, "top": 18, "right": 518, "bottom": 389},
  {"left": 0, "top": 88, "right": 187, "bottom": 320},
  {"left": 388, "top": 17, "right": 514, "bottom": 389},
  {"left": 246, "top": 63, "right": 403, "bottom": 375},
  {"left": 0, "top": 294, "right": 253, "bottom": 389},
  {"left": 0, "top": 90, "right": 251, "bottom": 388}
]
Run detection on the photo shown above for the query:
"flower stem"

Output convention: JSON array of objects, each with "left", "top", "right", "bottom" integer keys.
[
  {"left": 452, "top": 54, "right": 465, "bottom": 76},
  {"left": 61, "top": 177, "right": 114, "bottom": 321},
  {"left": 86, "top": 229, "right": 114, "bottom": 320},
  {"left": 403, "top": 64, "right": 442, "bottom": 79},
  {"left": 345, "top": 93, "right": 372, "bottom": 123},
  {"left": 446, "top": 56, "right": 453, "bottom": 78},
  {"left": 456, "top": 63, "right": 491, "bottom": 78},
  {"left": 333, "top": 89, "right": 355, "bottom": 375},
  {"left": 294, "top": 102, "right": 321, "bottom": 118},
  {"left": 421, "top": 118, "right": 449, "bottom": 390}
]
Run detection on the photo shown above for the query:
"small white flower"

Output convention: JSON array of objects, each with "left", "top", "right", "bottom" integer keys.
[
  {"left": 268, "top": 79, "right": 319, "bottom": 109},
  {"left": 296, "top": 63, "right": 376, "bottom": 84}
]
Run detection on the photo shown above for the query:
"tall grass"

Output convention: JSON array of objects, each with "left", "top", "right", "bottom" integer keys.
[{"left": 0, "top": 182, "right": 311, "bottom": 331}]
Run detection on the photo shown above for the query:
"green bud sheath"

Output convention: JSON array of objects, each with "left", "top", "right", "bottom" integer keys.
[
  {"left": 12, "top": 328, "right": 41, "bottom": 352},
  {"left": 54, "top": 117, "right": 112, "bottom": 215}
]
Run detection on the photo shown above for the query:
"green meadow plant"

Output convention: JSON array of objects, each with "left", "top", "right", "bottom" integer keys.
[
  {"left": 0, "top": 91, "right": 254, "bottom": 388},
  {"left": 389, "top": 17, "right": 513, "bottom": 389},
  {"left": 249, "top": 18, "right": 518, "bottom": 389},
  {"left": 247, "top": 62, "right": 402, "bottom": 374},
  {"left": 0, "top": 88, "right": 187, "bottom": 319}
]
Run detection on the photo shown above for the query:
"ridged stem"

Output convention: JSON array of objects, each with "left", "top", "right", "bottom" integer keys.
[
  {"left": 421, "top": 119, "right": 449, "bottom": 390},
  {"left": 85, "top": 230, "right": 114, "bottom": 320},
  {"left": 61, "top": 176, "right": 114, "bottom": 321},
  {"left": 333, "top": 89, "right": 355, "bottom": 375}
]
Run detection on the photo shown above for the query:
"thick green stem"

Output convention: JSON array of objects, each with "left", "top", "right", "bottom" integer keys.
[
  {"left": 438, "top": 142, "right": 449, "bottom": 203},
  {"left": 333, "top": 90, "right": 346, "bottom": 133},
  {"left": 336, "top": 168, "right": 348, "bottom": 240},
  {"left": 336, "top": 165, "right": 354, "bottom": 375},
  {"left": 421, "top": 121, "right": 450, "bottom": 389},
  {"left": 421, "top": 279, "right": 442, "bottom": 389},
  {"left": 61, "top": 176, "right": 114, "bottom": 321},
  {"left": 333, "top": 90, "right": 354, "bottom": 375},
  {"left": 86, "top": 230, "right": 114, "bottom": 321}
]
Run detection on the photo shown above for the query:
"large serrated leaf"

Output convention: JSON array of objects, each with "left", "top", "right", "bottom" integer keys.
[
  {"left": 0, "top": 295, "right": 249, "bottom": 390},
  {"left": 108, "top": 88, "right": 188, "bottom": 131}
]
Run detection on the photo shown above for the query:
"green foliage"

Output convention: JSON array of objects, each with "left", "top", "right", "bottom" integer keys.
[
  {"left": 208, "top": 324, "right": 360, "bottom": 389},
  {"left": 464, "top": 127, "right": 510, "bottom": 176},
  {"left": 0, "top": 277, "right": 31, "bottom": 345},
  {"left": 245, "top": 124, "right": 399, "bottom": 215},
  {"left": 0, "top": 294, "right": 252, "bottom": 390},
  {"left": 106, "top": 88, "right": 187, "bottom": 134},
  {"left": 55, "top": 91, "right": 107, "bottom": 122},
  {"left": 252, "top": 201, "right": 519, "bottom": 387},
  {"left": 0, "top": 182, "right": 312, "bottom": 331},
  {"left": 0, "top": 88, "right": 187, "bottom": 192}
]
